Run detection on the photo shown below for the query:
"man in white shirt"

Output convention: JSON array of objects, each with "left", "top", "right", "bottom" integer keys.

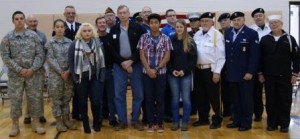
[
  {"left": 250, "top": 8, "right": 270, "bottom": 122},
  {"left": 192, "top": 12, "right": 225, "bottom": 129}
]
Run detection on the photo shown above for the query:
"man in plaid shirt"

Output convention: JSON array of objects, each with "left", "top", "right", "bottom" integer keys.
[{"left": 138, "top": 13, "right": 173, "bottom": 133}]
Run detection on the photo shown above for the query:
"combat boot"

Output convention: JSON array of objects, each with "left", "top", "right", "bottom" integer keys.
[
  {"left": 32, "top": 117, "right": 46, "bottom": 134},
  {"left": 55, "top": 116, "right": 67, "bottom": 132},
  {"left": 9, "top": 118, "right": 20, "bottom": 137},
  {"left": 62, "top": 115, "right": 77, "bottom": 130}
]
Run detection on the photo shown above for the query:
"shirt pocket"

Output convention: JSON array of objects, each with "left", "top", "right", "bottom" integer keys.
[{"left": 203, "top": 42, "right": 215, "bottom": 53}]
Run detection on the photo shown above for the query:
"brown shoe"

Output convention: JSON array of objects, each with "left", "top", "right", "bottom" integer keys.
[
  {"left": 114, "top": 122, "right": 127, "bottom": 131},
  {"left": 132, "top": 121, "right": 144, "bottom": 131}
]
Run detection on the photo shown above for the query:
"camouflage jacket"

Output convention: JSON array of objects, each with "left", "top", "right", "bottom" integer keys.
[
  {"left": 0, "top": 29, "right": 45, "bottom": 76},
  {"left": 46, "top": 36, "right": 72, "bottom": 74}
]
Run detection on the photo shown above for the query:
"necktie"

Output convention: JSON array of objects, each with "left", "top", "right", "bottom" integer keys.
[{"left": 71, "top": 24, "right": 75, "bottom": 33}]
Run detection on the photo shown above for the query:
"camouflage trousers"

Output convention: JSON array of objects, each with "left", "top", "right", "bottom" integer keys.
[
  {"left": 23, "top": 69, "right": 45, "bottom": 117},
  {"left": 8, "top": 73, "right": 43, "bottom": 119},
  {"left": 48, "top": 72, "right": 73, "bottom": 117}
]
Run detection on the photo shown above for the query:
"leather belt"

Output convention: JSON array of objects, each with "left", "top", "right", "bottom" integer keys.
[{"left": 196, "top": 64, "right": 211, "bottom": 69}]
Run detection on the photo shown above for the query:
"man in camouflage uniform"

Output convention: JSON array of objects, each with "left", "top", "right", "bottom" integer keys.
[
  {"left": 23, "top": 14, "right": 47, "bottom": 124},
  {"left": 46, "top": 25, "right": 76, "bottom": 131},
  {"left": 0, "top": 11, "right": 46, "bottom": 137}
]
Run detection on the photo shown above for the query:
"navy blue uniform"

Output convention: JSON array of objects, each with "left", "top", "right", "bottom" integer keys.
[{"left": 224, "top": 25, "right": 260, "bottom": 129}]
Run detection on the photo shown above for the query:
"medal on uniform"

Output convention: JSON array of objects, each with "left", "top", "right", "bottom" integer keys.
[{"left": 243, "top": 47, "right": 246, "bottom": 52}]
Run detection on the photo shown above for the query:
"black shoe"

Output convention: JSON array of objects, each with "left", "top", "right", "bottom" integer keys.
[
  {"left": 39, "top": 116, "right": 47, "bottom": 123},
  {"left": 238, "top": 127, "right": 251, "bottom": 131},
  {"left": 267, "top": 126, "right": 277, "bottom": 131},
  {"left": 210, "top": 123, "right": 221, "bottom": 129},
  {"left": 280, "top": 127, "right": 289, "bottom": 133},
  {"left": 226, "top": 123, "right": 239, "bottom": 128},
  {"left": 190, "top": 111, "right": 197, "bottom": 115},
  {"left": 114, "top": 123, "right": 127, "bottom": 131},
  {"left": 192, "top": 120, "right": 209, "bottom": 127},
  {"left": 254, "top": 117, "right": 262, "bottom": 122},
  {"left": 93, "top": 121, "right": 101, "bottom": 132},
  {"left": 83, "top": 119, "right": 91, "bottom": 133},
  {"left": 109, "top": 120, "right": 119, "bottom": 127},
  {"left": 24, "top": 117, "right": 31, "bottom": 124},
  {"left": 72, "top": 115, "right": 82, "bottom": 121},
  {"left": 164, "top": 117, "right": 173, "bottom": 123}
]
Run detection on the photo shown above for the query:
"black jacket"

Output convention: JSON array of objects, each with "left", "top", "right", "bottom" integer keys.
[
  {"left": 109, "top": 21, "right": 145, "bottom": 65},
  {"left": 168, "top": 37, "right": 198, "bottom": 77},
  {"left": 260, "top": 30, "right": 300, "bottom": 76}
]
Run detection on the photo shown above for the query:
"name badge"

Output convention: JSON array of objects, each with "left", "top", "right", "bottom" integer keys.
[
  {"left": 226, "top": 40, "right": 230, "bottom": 43},
  {"left": 113, "top": 34, "right": 117, "bottom": 39},
  {"left": 243, "top": 47, "right": 246, "bottom": 52}
]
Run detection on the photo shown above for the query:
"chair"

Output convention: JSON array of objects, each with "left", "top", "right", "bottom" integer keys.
[{"left": 0, "top": 65, "right": 9, "bottom": 104}]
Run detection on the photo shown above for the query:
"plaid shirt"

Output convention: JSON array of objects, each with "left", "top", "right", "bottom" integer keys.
[{"left": 137, "top": 32, "right": 173, "bottom": 74}]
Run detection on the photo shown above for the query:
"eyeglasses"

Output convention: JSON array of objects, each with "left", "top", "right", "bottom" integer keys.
[
  {"left": 189, "top": 18, "right": 199, "bottom": 22},
  {"left": 167, "top": 15, "right": 176, "bottom": 18}
]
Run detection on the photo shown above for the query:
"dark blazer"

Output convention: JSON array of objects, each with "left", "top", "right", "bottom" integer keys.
[
  {"left": 52, "top": 22, "right": 81, "bottom": 41},
  {"left": 224, "top": 25, "right": 260, "bottom": 82},
  {"left": 108, "top": 21, "right": 146, "bottom": 65}
]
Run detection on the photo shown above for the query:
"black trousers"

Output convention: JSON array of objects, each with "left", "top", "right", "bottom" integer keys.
[
  {"left": 72, "top": 83, "right": 80, "bottom": 118},
  {"left": 194, "top": 68, "right": 221, "bottom": 121},
  {"left": 229, "top": 80, "right": 254, "bottom": 128},
  {"left": 265, "top": 75, "right": 292, "bottom": 128},
  {"left": 221, "top": 69, "right": 232, "bottom": 116},
  {"left": 253, "top": 75, "right": 264, "bottom": 119}
]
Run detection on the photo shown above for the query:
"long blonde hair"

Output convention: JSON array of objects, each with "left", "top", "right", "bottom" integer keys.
[
  {"left": 175, "top": 19, "right": 193, "bottom": 53},
  {"left": 75, "top": 22, "right": 98, "bottom": 40}
]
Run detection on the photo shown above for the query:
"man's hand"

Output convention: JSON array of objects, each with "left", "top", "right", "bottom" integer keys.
[
  {"left": 212, "top": 73, "right": 220, "bottom": 83},
  {"left": 243, "top": 73, "right": 253, "bottom": 80},
  {"left": 291, "top": 76, "right": 298, "bottom": 84},
  {"left": 258, "top": 74, "right": 265, "bottom": 83},
  {"left": 147, "top": 68, "right": 157, "bottom": 79},
  {"left": 61, "top": 71, "right": 70, "bottom": 82},
  {"left": 121, "top": 60, "right": 133, "bottom": 70}
]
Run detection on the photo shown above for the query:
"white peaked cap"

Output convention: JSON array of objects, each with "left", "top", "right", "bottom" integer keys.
[{"left": 268, "top": 14, "right": 282, "bottom": 21}]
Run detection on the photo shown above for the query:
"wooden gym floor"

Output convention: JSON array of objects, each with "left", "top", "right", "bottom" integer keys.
[{"left": 0, "top": 90, "right": 300, "bottom": 139}]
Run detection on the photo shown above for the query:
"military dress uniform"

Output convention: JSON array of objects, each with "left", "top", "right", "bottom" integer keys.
[
  {"left": 193, "top": 12, "right": 226, "bottom": 129},
  {"left": 224, "top": 12, "right": 260, "bottom": 131},
  {"left": 250, "top": 8, "right": 271, "bottom": 121},
  {"left": 260, "top": 15, "right": 300, "bottom": 132},
  {"left": 0, "top": 29, "right": 46, "bottom": 135}
]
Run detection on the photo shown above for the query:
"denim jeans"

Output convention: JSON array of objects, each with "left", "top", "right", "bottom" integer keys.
[
  {"left": 168, "top": 74, "right": 192, "bottom": 124},
  {"left": 76, "top": 75, "right": 104, "bottom": 129},
  {"left": 143, "top": 74, "right": 166, "bottom": 125},
  {"left": 113, "top": 62, "right": 144, "bottom": 124},
  {"left": 102, "top": 67, "right": 117, "bottom": 121}
]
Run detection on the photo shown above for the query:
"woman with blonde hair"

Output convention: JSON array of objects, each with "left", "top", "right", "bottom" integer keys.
[
  {"left": 69, "top": 22, "right": 105, "bottom": 133},
  {"left": 168, "top": 19, "right": 197, "bottom": 131}
]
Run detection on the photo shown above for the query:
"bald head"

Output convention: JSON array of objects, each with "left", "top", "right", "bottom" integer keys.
[
  {"left": 26, "top": 15, "right": 39, "bottom": 31},
  {"left": 141, "top": 6, "right": 152, "bottom": 23}
]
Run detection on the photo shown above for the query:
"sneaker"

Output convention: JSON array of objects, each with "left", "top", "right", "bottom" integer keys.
[
  {"left": 157, "top": 124, "right": 164, "bottom": 133},
  {"left": 132, "top": 121, "right": 144, "bottom": 131},
  {"left": 147, "top": 124, "right": 154, "bottom": 133},
  {"left": 171, "top": 123, "right": 179, "bottom": 131},
  {"left": 181, "top": 123, "right": 188, "bottom": 131},
  {"left": 114, "top": 122, "right": 127, "bottom": 131}
]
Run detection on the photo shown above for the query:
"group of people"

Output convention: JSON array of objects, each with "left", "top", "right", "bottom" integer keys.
[{"left": 1, "top": 4, "right": 299, "bottom": 137}]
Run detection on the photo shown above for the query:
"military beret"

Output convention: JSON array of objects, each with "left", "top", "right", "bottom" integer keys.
[
  {"left": 230, "top": 12, "right": 245, "bottom": 20},
  {"left": 105, "top": 7, "right": 115, "bottom": 14},
  {"left": 187, "top": 12, "right": 201, "bottom": 19},
  {"left": 199, "top": 12, "right": 214, "bottom": 20},
  {"left": 218, "top": 13, "right": 230, "bottom": 22},
  {"left": 251, "top": 8, "right": 265, "bottom": 17}
]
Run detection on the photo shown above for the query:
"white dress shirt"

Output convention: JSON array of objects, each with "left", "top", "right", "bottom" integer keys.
[
  {"left": 250, "top": 23, "right": 271, "bottom": 41},
  {"left": 65, "top": 21, "right": 75, "bottom": 31},
  {"left": 193, "top": 26, "right": 226, "bottom": 74}
]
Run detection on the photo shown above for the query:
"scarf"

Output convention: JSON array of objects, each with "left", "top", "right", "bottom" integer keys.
[{"left": 74, "top": 37, "right": 105, "bottom": 83}]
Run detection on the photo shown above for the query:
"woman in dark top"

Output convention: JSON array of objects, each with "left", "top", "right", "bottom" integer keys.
[
  {"left": 168, "top": 19, "right": 197, "bottom": 131},
  {"left": 68, "top": 22, "right": 105, "bottom": 133}
]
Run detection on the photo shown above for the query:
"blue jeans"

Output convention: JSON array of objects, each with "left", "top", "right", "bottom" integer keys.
[
  {"left": 76, "top": 75, "right": 104, "bottom": 128},
  {"left": 143, "top": 74, "right": 166, "bottom": 125},
  {"left": 103, "top": 67, "right": 117, "bottom": 121},
  {"left": 168, "top": 75, "right": 192, "bottom": 124},
  {"left": 113, "top": 62, "right": 144, "bottom": 124}
]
